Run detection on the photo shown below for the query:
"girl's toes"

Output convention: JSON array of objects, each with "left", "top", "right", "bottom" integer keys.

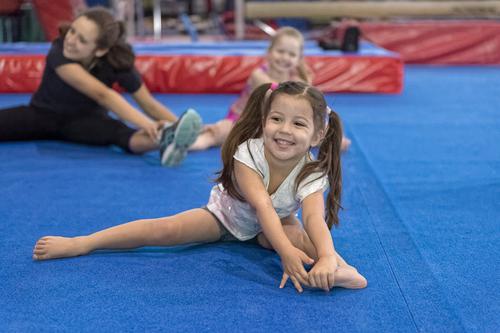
[
  {"left": 33, "top": 247, "right": 45, "bottom": 255},
  {"left": 35, "top": 240, "right": 48, "bottom": 248},
  {"left": 33, "top": 252, "right": 49, "bottom": 260},
  {"left": 356, "top": 275, "right": 368, "bottom": 289},
  {"left": 33, "top": 251, "right": 46, "bottom": 259}
]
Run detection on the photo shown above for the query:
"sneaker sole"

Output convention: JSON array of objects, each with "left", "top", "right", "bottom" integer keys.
[{"left": 161, "top": 109, "right": 202, "bottom": 166}]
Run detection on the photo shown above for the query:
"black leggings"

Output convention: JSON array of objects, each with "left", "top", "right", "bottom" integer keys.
[{"left": 0, "top": 105, "right": 136, "bottom": 153}]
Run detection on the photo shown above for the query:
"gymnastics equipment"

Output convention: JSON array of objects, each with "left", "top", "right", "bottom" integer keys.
[
  {"left": 234, "top": 1, "right": 500, "bottom": 39},
  {"left": 0, "top": 41, "right": 403, "bottom": 94}
]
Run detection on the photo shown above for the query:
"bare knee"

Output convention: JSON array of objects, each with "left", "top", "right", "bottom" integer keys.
[
  {"left": 256, "top": 224, "right": 315, "bottom": 257},
  {"left": 282, "top": 225, "right": 317, "bottom": 259},
  {"left": 282, "top": 225, "right": 305, "bottom": 246},
  {"left": 256, "top": 225, "right": 307, "bottom": 251},
  {"left": 282, "top": 224, "right": 304, "bottom": 241}
]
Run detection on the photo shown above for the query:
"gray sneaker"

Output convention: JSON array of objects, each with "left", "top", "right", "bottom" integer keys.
[{"left": 159, "top": 108, "right": 202, "bottom": 167}]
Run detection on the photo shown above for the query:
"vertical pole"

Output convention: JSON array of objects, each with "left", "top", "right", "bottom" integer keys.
[
  {"left": 235, "top": 0, "right": 244, "bottom": 40},
  {"left": 136, "top": 0, "right": 145, "bottom": 37},
  {"left": 153, "top": 0, "right": 162, "bottom": 40}
]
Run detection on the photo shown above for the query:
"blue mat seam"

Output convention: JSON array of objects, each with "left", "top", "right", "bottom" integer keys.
[
  {"left": 351, "top": 132, "right": 420, "bottom": 332},
  {"left": 351, "top": 132, "right": 467, "bottom": 332}
]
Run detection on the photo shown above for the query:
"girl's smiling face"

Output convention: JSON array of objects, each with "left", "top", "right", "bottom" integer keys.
[
  {"left": 267, "top": 35, "right": 302, "bottom": 74},
  {"left": 63, "top": 16, "right": 103, "bottom": 64},
  {"left": 263, "top": 94, "right": 322, "bottom": 166}
]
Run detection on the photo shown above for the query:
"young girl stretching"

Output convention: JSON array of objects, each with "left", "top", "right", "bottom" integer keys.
[
  {"left": 33, "top": 81, "right": 366, "bottom": 293},
  {"left": 189, "top": 27, "right": 351, "bottom": 152}
]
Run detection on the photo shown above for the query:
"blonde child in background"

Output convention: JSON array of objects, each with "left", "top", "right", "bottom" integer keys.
[
  {"left": 33, "top": 81, "right": 366, "bottom": 293},
  {"left": 190, "top": 27, "right": 351, "bottom": 152}
]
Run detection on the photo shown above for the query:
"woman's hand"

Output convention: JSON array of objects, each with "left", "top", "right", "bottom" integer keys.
[
  {"left": 279, "top": 247, "right": 315, "bottom": 293},
  {"left": 308, "top": 255, "right": 338, "bottom": 291}
]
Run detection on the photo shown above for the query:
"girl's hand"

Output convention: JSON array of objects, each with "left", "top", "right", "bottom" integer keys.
[
  {"left": 308, "top": 255, "right": 338, "bottom": 291},
  {"left": 141, "top": 120, "right": 161, "bottom": 143},
  {"left": 156, "top": 120, "right": 168, "bottom": 129},
  {"left": 279, "top": 247, "right": 315, "bottom": 293}
]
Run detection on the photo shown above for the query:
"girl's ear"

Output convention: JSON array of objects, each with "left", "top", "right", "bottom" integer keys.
[{"left": 95, "top": 48, "right": 109, "bottom": 58}]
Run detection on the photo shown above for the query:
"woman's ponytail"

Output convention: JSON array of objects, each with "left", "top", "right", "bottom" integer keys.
[{"left": 103, "top": 21, "right": 135, "bottom": 70}]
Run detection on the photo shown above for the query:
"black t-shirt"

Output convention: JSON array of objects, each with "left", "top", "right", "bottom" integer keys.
[{"left": 30, "top": 38, "right": 142, "bottom": 114}]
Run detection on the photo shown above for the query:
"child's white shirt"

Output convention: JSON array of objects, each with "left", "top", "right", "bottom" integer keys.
[{"left": 207, "top": 138, "right": 329, "bottom": 241}]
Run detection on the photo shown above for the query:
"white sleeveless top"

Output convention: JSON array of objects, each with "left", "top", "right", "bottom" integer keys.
[{"left": 206, "top": 138, "right": 329, "bottom": 240}]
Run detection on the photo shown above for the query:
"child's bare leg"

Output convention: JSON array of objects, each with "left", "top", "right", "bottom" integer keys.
[
  {"left": 189, "top": 119, "right": 233, "bottom": 151},
  {"left": 33, "top": 209, "right": 222, "bottom": 261},
  {"left": 341, "top": 136, "right": 351, "bottom": 151},
  {"left": 189, "top": 128, "right": 219, "bottom": 151},
  {"left": 257, "top": 215, "right": 367, "bottom": 289}
]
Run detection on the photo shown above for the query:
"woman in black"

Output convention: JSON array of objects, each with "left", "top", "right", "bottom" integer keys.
[{"left": 0, "top": 6, "right": 201, "bottom": 166}]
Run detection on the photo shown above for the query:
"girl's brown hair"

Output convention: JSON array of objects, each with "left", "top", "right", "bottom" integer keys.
[
  {"left": 216, "top": 81, "right": 343, "bottom": 228},
  {"left": 268, "top": 27, "right": 313, "bottom": 84},
  {"left": 59, "top": 6, "right": 135, "bottom": 70}
]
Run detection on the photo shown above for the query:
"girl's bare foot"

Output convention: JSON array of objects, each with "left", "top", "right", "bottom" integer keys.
[
  {"left": 341, "top": 136, "right": 351, "bottom": 151},
  {"left": 33, "top": 236, "right": 90, "bottom": 261},
  {"left": 334, "top": 266, "right": 367, "bottom": 289}
]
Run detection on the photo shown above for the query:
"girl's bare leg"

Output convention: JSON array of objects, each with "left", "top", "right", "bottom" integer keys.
[
  {"left": 33, "top": 209, "right": 222, "bottom": 261},
  {"left": 189, "top": 119, "right": 233, "bottom": 151},
  {"left": 341, "top": 136, "right": 351, "bottom": 151},
  {"left": 257, "top": 215, "right": 367, "bottom": 289}
]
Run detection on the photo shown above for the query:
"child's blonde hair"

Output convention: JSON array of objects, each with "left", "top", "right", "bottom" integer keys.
[
  {"left": 268, "top": 27, "right": 312, "bottom": 84},
  {"left": 217, "top": 81, "right": 343, "bottom": 228}
]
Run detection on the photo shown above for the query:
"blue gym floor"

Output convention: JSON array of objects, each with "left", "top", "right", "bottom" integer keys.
[{"left": 0, "top": 66, "right": 498, "bottom": 332}]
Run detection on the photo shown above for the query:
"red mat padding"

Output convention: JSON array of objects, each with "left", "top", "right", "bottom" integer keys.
[
  {"left": 32, "top": 0, "right": 85, "bottom": 41},
  {"left": 0, "top": 54, "right": 402, "bottom": 94},
  {"left": 359, "top": 20, "right": 500, "bottom": 65},
  {"left": 137, "top": 55, "right": 402, "bottom": 94}
]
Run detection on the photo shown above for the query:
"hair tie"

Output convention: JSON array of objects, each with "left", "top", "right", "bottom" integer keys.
[
  {"left": 325, "top": 106, "right": 332, "bottom": 125},
  {"left": 266, "top": 82, "right": 279, "bottom": 99}
]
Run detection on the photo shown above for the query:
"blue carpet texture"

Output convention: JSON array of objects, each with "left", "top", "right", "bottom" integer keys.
[{"left": 0, "top": 66, "right": 499, "bottom": 332}]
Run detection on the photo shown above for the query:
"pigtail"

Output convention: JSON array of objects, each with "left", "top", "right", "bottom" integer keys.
[
  {"left": 295, "top": 102, "right": 343, "bottom": 229},
  {"left": 216, "top": 83, "right": 273, "bottom": 200},
  {"left": 320, "top": 110, "right": 343, "bottom": 228}
]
